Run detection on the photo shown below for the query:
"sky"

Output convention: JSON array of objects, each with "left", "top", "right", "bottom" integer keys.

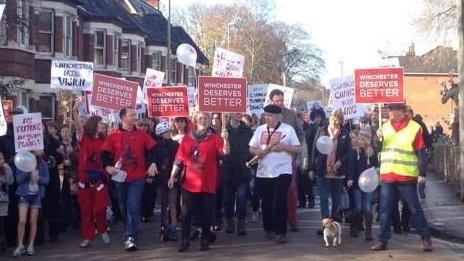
[{"left": 161, "top": 0, "right": 456, "bottom": 86}]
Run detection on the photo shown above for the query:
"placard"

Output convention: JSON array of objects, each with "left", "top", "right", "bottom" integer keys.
[
  {"left": 198, "top": 76, "right": 247, "bottom": 113},
  {"left": 0, "top": 97, "right": 7, "bottom": 136},
  {"left": 91, "top": 74, "right": 138, "bottom": 110},
  {"left": 247, "top": 84, "right": 268, "bottom": 118},
  {"left": 51, "top": 60, "right": 94, "bottom": 91},
  {"left": 264, "top": 84, "right": 294, "bottom": 109},
  {"left": 354, "top": 68, "right": 404, "bottom": 104},
  {"left": 143, "top": 68, "right": 165, "bottom": 89},
  {"left": 2, "top": 99, "right": 13, "bottom": 123},
  {"left": 212, "top": 48, "right": 245, "bottom": 78},
  {"left": 0, "top": 4, "right": 5, "bottom": 21},
  {"left": 13, "top": 113, "right": 44, "bottom": 152},
  {"left": 146, "top": 87, "right": 189, "bottom": 117}
]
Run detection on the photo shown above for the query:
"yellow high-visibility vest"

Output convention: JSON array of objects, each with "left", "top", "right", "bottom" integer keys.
[{"left": 379, "top": 119, "right": 421, "bottom": 177}]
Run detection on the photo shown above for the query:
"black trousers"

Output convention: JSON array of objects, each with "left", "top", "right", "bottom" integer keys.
[
  {"left": 141, "top": 180, "right": 157, "bottom": 219},
  {"left": 296, "top": 170, "right": 314, "bottom": 205},
  {"left": 258, "top": 174, "right": 292, "bottom": 235},
  {"left": 181, "top": 190, "right": 215, "bottom": 240}
]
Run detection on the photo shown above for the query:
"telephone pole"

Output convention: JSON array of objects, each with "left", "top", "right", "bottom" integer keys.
[{"left": 457, "top": 0, "right": 464, "bottom": 200}]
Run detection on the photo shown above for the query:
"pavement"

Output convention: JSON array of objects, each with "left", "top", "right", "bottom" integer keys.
[
  {"left": 1, "top": 182, "right": 464, "bottom": 260},
  {"left": 423, "top": 170, "right": 464, "bottom": 244}
]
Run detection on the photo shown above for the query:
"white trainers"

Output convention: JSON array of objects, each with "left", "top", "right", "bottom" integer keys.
[
  {"left": 79, "top": 239, "right": 91, "bottom": 248},
  {"left": 12, "top": 245, "right": 25, "bottom": 257},
  {"left": 101, "top": 232, "right": 111, "bottom": 244},
  {"left": 25, "top": 245, "right": 36, "bottom": 256},
  {"left": 251, "top": 211, "right": 259, "bottom": 222}
]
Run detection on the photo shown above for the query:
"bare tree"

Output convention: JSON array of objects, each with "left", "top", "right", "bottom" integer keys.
[{"left": 414, "top": 0, "right": 457, "bottom": 40}]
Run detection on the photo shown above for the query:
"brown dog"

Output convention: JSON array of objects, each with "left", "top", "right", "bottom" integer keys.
[{"left": 322, "top": 218, "right": 342, "bottom": 247}]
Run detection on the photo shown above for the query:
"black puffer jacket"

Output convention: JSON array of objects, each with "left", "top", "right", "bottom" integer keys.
[
  {"left": 222, "top": 123, "right": 254, "bottom": 186},
  {"left": 309, "top": 124, "right": 352, "bottom": 177}
]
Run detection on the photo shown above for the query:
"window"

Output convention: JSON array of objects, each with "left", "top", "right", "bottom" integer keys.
[
  {"left": 121, "top": 39, "right": 131, "bottom": 71},
  {"left": 17, "top": 0, "right": 29, "bottom": 46},
  {"left": 64, "top": 14, "right": 73, "bottom": 57},
  {"left": 113, "top": 34, "right": 120, "bottom": 68},
  {"left": 37, "top": 10, "right": 54, "bottom": 53},
  {"left": 151, "top": 51, "right": 162, "bottom": 71},
  {"left": 137, "top": 43, "right": 142, "bottom": 73},
  {"left": 170, "top": 58, "right": 177, "bottom": 83},
  {"left": 0, "top": 0, "right": 6, "bottom": 45},
  {"left": 187, "top": 67, "right": 195, "bottom": 87},
  {"left": 94, "top": 30, "right": 106, "bottom": 66},
  {"left": 29, "top": 94, "right": 55, "bottom": 119}
]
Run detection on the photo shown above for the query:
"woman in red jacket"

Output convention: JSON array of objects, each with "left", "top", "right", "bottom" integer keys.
[{"left": 73, "top": 101, "right": 110, "bottom": 248}]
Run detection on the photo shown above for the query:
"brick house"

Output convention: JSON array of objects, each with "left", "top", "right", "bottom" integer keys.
[
  {"left": 0, "top": 0, "right": 208, "bottom": 120},
  {"left": 398, "top": 44, "right": 457, "bottom": 133}
]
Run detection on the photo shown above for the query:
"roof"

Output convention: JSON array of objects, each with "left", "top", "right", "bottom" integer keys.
[{"left": 398, "top": 46, "right": 457, "bottom": 74}]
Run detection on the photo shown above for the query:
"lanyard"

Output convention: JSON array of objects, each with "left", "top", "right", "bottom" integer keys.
[{"left": 266, "top": 122, "right": 281, "bottom": 145}]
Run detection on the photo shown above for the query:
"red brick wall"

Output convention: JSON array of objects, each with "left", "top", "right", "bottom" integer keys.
[
  {"left": 54, "top": 16, "right": 63, "bottom": 53},
  {"left": 0, "top": 48, "right": 35, "bottom": 79},
  {"left": 106, "top": 35, "right": 113, "bottom": 66},
  {"left": 35, "top": 59, "right": 51, "bottom": 83},
  {"left": 404, "top": 74, "right": 456, "bottom": 133},
  {"left": 131, "top": 45, "right": 137, "bottom": 72},
  {"left": 83, "top": 34, "right": 94, "bottom": 62},
  {"left": 77, "top": 16, "right": 85, "bottom": 60}
]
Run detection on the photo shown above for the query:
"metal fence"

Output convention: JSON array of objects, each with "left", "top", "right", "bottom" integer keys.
[{"left": 431, "top": 136, "right": 461, "bottom": 194}]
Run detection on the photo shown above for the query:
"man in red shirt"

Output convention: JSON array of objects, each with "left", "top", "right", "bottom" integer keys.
[
  {"left": 168, "top": 111, "right": 230, "bottom": 252},
  {"left": 101, "top": 107, "right": 158, "bottom": 251},
  {"left": 371, "top": 103, "right": 433, "bottom": 252}
]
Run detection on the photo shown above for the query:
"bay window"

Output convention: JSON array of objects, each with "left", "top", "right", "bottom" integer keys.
[
  {"left": 17, "top": 0, "right": 29, "bottom": 46},
  {"left": 94, "top": 30, "right": 106, "bottom": 67},
  {"left": 37, "top": 10, "right": 54, "bottom": 53},
  {"left": 121, "top": 39, "right": 131, "bottom": 71},
  {"left": 151, "top": 51, "right": 162, "bottom": 71},
  {"left": 113, "top": 33, "right": 120, "bottom": 68},
  {"left": 64, "top": 14, "right": 73, "bottom": 57},
  {"left": 170, "top": 58, "right": 177, "bottom": 83}
]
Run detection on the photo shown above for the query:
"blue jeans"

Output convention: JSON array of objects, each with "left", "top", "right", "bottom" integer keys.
[
  {"left": 378, "top": 183, "right": 431, "bottom": 243},
  {"left": 223, "top": 182, "right": 249, "bottom": 220},
  {"left": 316, "top": 177, "right": 342, "bottom": 219},
  {"left": 353, "top": 188, "right": 373, "bottom": 216},
  {"left": 115, "top": 179, "right": 145, "bottom": 240}
]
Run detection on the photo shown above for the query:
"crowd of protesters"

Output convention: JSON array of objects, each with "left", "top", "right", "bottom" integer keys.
[{"left": 0, "top": 89, "right": 436, "bottom": 256}]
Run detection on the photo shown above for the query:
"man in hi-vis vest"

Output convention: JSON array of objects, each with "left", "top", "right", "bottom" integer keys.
[{"left": 371, "top": 103, "right": 433, "bottom": 252}]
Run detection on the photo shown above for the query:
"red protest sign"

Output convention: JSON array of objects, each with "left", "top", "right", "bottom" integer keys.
[
  {"left": 146, "top": 87, "right": 189, "bottom": 117},
  {"left": 198, "top": 76, "right": 247, "bottom": 113},
  {"left": 91, "top": 74, "right": 138, "bottom": 110},
  {"left": 354, "top": 67, "right": 404, "bottom": 104}
]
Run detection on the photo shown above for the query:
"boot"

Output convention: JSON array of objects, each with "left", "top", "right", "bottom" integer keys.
[
  {"left": 237, "top": 219, "right": 247, "bottom": 236},
  {"left": 178, "top": 238, "right": 190, "bottom": 252},
  {"left": 422, "top": 236, "right": 433, "bottom": 252},
  {"left": 226, "top": 218, "right": 235, "bottom": 234},
  {"left": 357, "top": 214, "right": 365, "bottom": 231},
  {"left": 370, "top": 242, "right": 387, "bottom": 251},
  {"left": 364, "top": 215, "right": 373, "bottom": 241},
  {"left": 349, "top": 212, "right": 359, "bottom": 238}
]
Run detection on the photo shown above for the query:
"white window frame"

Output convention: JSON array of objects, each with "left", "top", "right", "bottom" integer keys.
[
  {"left": 17, "top": 0, "right": 29, "bottom": 47},
  {"left": 113, "top": 33, "right": 120, "bottom": 68},
  {"left": 187, "top": 67, "right": 195, "bottom": 87},
  {"left": 37, "top": 9, "right": 54, "bottom": 54},
  {"left": 63, "top": 14, "right": 73, "bottom": 57},
  {"left": 170, "top": 58, "right": 177, "bottom": 83},
  {"left": 94, "top": 30, "right": 106, "bottom": 67},
  {"left": 137, "top": 43, "right": 142, "bottom": 73},
  {"left": 152, "top": 51, "right": 162, "bottom": 71},
  {"left": 121, "top": 39, "right": 131, "bottom": 72}
]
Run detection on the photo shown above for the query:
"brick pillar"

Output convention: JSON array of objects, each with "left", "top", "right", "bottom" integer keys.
[
  {"left": 77, "top": 21, "right": 84, "bottom": 60},
  {"left": 83, "top": 34, "right": 94, "bottom": 62},
  {"left": 54, "top": 16, "right": 63, "bottom": 53},
  {"left": 145, "top": 54, "right": 152, "bottom": 71},
  {"left": 72, "top": 21, "right": 78, "bottom": 57},
  {"left": 140, "top": 47, "right": 145, "bottom": 73},
  {"left": 106, "top": 35, "right": 113, "bottom": 66},
  {"left": 131, "top": 44, "right": 137, "bottom": 72}
]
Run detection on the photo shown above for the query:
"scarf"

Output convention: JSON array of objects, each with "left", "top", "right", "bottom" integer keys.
[{"left": 326, "top": 125, "right": 340, "bottom": 175}]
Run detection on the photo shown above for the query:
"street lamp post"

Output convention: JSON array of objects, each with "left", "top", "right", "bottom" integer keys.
[
  {"left": 167, "top": 0, "right": 172, "bottom": 85},
  {"left": 457, "top": 0, "right": 464, "bottom": 200}
]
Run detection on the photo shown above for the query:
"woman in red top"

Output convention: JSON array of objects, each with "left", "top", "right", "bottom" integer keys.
[
  {"left": 168, "top": 111, "right": 230, "bottom": 252},
  {"left": 72, "top": 101, "right": 110, "bottom": 248}
]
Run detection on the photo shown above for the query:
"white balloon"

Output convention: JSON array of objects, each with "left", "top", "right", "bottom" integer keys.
[
  {"left": 358, "top": 167, "right": 379, "bottom": 193},
  {"left": 176, "top": 44, "right": 197, "bottom": 67},
  {"left": 316, "top": 136, "right": 334, "bottom": 155},
  {"left": 14, "top": 150, "right": 37, "bottom": 173}
]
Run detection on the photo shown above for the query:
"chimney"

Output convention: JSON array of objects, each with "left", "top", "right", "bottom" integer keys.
[
  {"left": 407, "top": 42, "right": 415, "bottom": 57},
  {"left": 145, "top": 0, "right": 160, "bottom": 9}
]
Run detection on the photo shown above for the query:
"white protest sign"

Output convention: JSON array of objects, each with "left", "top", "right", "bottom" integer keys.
[
  {"left": 13, "top": 113, "right": 44, "bottom": 152},
  {"left": 247, "top": 84, "right": 268, "bottom": 118},
  {"left": 329, "top": 75, "right": 363, "bottom": 120},
  {"left": 143, "top": 68, "right": 165, "bottom": 89},
  {"left": 136, "top": 86, "right": 146, "bottom": 114},
  {"left": 85, "top": 93, "right": 117, "bottom": 121},
  {"left": 264, "top": 84, "right": 294, "bottom": 109},
  {"left": 212, "top": 47, "right": 245, "bottom": 78},
  {"left": 0, "top": 4, "right": 5, "bottom": 21},
  {"left": 187, "top": 86, "right": 196, "bottom": 108},
  {"left": 51, "top": 60, "right": 94, "bottom": 91},
  {"left": 0, "top": 96, "right": 7, "bottom": 136}
]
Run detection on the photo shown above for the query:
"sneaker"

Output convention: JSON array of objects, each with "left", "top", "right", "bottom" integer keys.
[
  {"left": 251, "top": 211, "right": 259, "bottom": 222},
  {"left": 276, "top": 235, "right": 287, "bottom": 244},
  {"left": 12, "top": 245, "right": 25, "bottom": 257},
  {"left": 101, "top": 232, "right": 111, "bottom": 244},
  {"left": 25, "top": 245, "right": 36, "bottom": 256},
  {"left": 124, "top": 237, "right": 137, "bottom": 251},
  {"left": 370, "top": 242, "right": 388, "bottom": 251},
  {"left": 79, "top": 239, "right": 91, "bottom": 248}
]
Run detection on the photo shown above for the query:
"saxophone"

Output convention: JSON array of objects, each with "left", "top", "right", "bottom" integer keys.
[{"left": 246, "top": 135, "right": 286, "bottom": 168}]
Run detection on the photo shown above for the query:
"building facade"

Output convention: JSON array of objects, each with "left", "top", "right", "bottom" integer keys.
[{"left": 0, "top": 0, "right": 208, "bottom": 120}]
